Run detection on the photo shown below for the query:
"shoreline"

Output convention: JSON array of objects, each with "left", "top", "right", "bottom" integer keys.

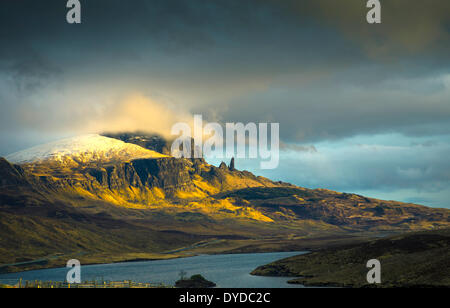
[
  {"left": 0, "top": 254, "right": 184, "bottom": 276},
  {"left": 0, "top": 250, "right": 308, "bottom": 277}
]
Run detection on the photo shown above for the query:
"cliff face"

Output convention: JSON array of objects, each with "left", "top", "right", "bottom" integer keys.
[
  {"left": 15, "top": 155, "right": 273, "bottom": 202},
  {"left": 88, "top": 158, "right": 195, "bottom": 193}
]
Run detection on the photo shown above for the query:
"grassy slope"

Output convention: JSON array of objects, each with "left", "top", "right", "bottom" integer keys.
[
  {"left": 251, "top": 228, "right": 450, "bottom": 287},
  {"left": 0, "top": 208, "right": 203, "bottom": 273}
]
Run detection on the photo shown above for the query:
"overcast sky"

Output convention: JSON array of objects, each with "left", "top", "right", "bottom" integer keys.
[{"left": 1, "top": 0, "right": 449, "bottom": 208}]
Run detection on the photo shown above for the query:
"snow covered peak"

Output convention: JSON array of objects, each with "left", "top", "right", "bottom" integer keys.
[{"left": 6, "top": 134, "right": 168, "bottom": 164}]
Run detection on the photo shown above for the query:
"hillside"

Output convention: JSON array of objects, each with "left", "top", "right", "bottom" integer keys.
[
  {"left": 251, "top": 228, "right": 450, "bottom": 287},
  {"left": 0, "top": 132, "right": 449, "bottom": 273}
]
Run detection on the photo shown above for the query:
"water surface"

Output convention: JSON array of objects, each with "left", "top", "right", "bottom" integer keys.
[{"left": 0, "top": 251, "right": 307, "bottom": 288}]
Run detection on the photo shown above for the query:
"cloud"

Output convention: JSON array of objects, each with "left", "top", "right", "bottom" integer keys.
[
  {"left": 283, "top": 0, "right": 450, "bottom": 58},
  {"left": 11, "top": 88, "right": 195, "bottom": 138},
  {"left": 217, "top": 72, "right": 450, "bottom": 143},
  {"left": 1, "top": 1, "right": 449, "bottom": 145},
  {"left": 83, "top": 94, "right": 195, "bottom": 138},
  {"left": 0, "top": 48, "right": 61, "bottom": 94}
]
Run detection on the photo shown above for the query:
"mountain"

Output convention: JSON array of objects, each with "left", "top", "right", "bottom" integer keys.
[{"left": 0, "top": 132, "right": 449, "bottom": 273}]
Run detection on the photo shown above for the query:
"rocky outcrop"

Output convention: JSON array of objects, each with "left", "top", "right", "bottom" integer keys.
[
  {"left": 229, "top": 157, "right": 235, "bottom": 171},
  {"left": 219, "top": 162, "right": 228, "bottom": 170}
]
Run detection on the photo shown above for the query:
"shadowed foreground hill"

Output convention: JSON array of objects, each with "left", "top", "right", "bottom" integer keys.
[{"left": 251, "top": 228, "right": 450, "bottom": 287}]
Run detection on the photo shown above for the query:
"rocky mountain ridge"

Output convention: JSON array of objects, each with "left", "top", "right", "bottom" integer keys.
[
  {"left": 0, "top": 132, "right": 449, "bottom": 272},
  {"left": 1, "top": 133, "right": 449, "bottom": 228}
]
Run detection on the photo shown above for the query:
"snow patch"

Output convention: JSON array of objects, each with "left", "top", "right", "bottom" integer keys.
[{"left": 6, "top": 134, "right": 168, "bottom": 164}]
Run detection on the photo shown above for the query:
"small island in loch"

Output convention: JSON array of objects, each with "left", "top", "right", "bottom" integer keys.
[{"left": 175, "top": 274, "right": 216, "bottom": 288}]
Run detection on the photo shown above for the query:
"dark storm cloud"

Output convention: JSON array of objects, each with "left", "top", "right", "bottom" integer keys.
[
  {"left": 217, "top": 71, "right": 450, "bottom": 143},
  {"left": 0, "top": 48, "right": 60, "bottom": 93},
  {"left": 2, "top": 0, "right": 448, "bottom": 75},
  {"left": 0, "top": 0, "right": 366, "bottom": 135},
  {"left": 0, "top": 0, "right": 448, "bottom": 142},
  {"left": 282, "top": 0, "right": 450, "bottom": 58}
]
